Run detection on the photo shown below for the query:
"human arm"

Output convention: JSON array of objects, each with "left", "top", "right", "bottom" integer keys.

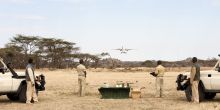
[
  {"left": 155, "top": 67, "right": 159, "bottom": 75},
  {"left": 84, "top": 71, "right": 87, "bottom": 78},
  {"left": 190, "top": 66, "right": 196, "bottom": 84},
  {"left": 83, "top": 65, "right": 87, "bottom": 77},
  {"left": 27, "top": 68, "right": 35, "bottom": 85}
]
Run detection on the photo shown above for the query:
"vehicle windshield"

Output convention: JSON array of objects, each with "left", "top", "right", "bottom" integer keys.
[{"left": 214, "top": 60, "right": 220, "bottom": 72}]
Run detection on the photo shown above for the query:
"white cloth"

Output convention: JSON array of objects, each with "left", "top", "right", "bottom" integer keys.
[
  {"left": 155, "top": 77, "right": 164, "bottom": 97},
  {"left": 26, "top": 81, "right": 38, "bottom": 103}
]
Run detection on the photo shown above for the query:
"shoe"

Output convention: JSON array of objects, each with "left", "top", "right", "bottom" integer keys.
[
  {"left": 194, "top": 100, "right": 200, "bottom": 104},
  {"left": 26, "top": 102, "right": 33, "bottom": 104},
  {"left": 34, "top": 100, "right": 39, "bottom": 103}
]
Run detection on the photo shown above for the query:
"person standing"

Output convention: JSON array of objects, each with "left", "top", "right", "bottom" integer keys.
[
  {"left": 155, "top": 60, "right": 165, "bottom": 98},
  {"left": 77, "top": 59, "right": 87, "bottom": 97},
  {"left": 190, "top": 57, "right": 200, "bottom": 103},
  {"left": 26, "top": 58, "right": 38, "bottom": 104}
]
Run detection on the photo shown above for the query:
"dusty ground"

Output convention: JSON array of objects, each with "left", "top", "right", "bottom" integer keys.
[{"left": 1, "top": 69, "right": 220, "bottom": 110}]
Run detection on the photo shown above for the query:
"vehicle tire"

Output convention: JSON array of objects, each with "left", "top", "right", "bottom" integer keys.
[
  {"left": 18, "top": 83, "right": 39, "bottom": 102},
  {"left": 198, "top": 83, "right": 205, "bottom": 102},
  {"left": 7, "top": 94, "right": 19, "bottom": 101},
  {"left": 185, "top": 85, "right": 192, "bottom": 101},
  {"left": 185, "top": 83, "right": 205, "bottom": 102},
  {"left": 18, "top": 83, "right": 27, "bottom": 102},
  {"left": 204, "top": 93, "right": 216, "bottom": 100}
]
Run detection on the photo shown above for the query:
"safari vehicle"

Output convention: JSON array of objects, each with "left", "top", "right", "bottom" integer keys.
[
  {"left": 176, "top": 55, "right": 220, "bottom": 101},
  {"left": 0, "top": 58, "right": 45, "bottom": 102}
]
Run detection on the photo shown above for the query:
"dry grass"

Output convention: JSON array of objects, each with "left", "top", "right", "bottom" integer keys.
[{"left": 0, "top": 68, "right": 219, "bottom": 110}]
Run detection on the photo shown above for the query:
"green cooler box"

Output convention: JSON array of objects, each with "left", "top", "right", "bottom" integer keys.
[{"left": 98, "top": 87, "right": 130, "bottom": 99}]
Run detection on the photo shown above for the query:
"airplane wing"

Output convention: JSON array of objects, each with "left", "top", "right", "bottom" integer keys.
[
  {"left": 125, "top": 49, "right": 133, "bottom": 51},
  {"left": 114, "top": 49, "right": 122, "bottom": 51}
]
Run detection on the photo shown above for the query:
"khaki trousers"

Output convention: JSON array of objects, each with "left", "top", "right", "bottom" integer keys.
[
  {"left": 156, "top": 77, "right": 163, "bottom": 98},
  {"left": 78, "top": 76, "right": 86, "bottom": 97},
  {"left": 191, "top": 81, "right": 199, "bottom": 103},
  {"left": 26, "top": 81, "right": 38, "bottom": 103}
]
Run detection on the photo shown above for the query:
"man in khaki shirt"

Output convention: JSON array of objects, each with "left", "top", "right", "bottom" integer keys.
[
  {"left": 26, "top": 58, "right": 38, "bottom": 104},
  {"left": 190, "top": 57, "right": 200, "bottom": 103},
  {"left": 77, "top": 59, "right": 87, "bottom": 97},
  {"left": 155, "top": 60, "right": 165, "bottom": 98}
]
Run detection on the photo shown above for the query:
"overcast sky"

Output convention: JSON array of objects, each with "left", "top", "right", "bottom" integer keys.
[{"left": 0, "top": 0, "right": 220, "bottom": 61}]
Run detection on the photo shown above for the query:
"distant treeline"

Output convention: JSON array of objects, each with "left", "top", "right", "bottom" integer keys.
[
  {"left": 0, "top": 35, "right": 99, "bottom": 69},
  {"left": 97, "top": 58, "right": 218, "bottom": 68},
  {"left": 0, "top": 35, "right": 218, "bottom": 69}
]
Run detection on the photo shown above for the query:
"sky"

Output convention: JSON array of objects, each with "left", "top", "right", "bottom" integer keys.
[{"left": 0, "top": 0, "right": 220, "bottom": 61}]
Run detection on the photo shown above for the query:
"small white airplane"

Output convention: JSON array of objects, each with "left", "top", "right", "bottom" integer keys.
[{"left": 114, "top": 46, "right": 133, "bottom": 54}]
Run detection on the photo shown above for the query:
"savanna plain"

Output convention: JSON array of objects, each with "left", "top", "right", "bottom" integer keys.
[{"left": 0, "top": 67, "right": 219, "bottom": 110}]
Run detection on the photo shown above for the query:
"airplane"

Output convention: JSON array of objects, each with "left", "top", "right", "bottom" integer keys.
[{"left": 113, "top": 46, "right": 133, "bottom": 54}]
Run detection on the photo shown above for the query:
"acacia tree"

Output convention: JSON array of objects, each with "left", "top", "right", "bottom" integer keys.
[
  {"left": 100, "top": 52, "right": 115, "bottom": 69},
  {"left": 0, "top": 45, "right": 25, "bottom": 68},
  {"left": 74, "top": 53, "right": 100, "bottom": 68},
  {"left": 6, "top": 35, "right": 40, "bottom": 68},
  {"left": 9, "top": 35, "right": 39, "bottom": 56},
  {"left": 37, "top": 38, "right": 79, "bottom": 68}
]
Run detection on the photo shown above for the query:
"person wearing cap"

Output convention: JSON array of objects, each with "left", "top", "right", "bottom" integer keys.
[
  {"left": 155, "top": 60, "right": 165, "bottom": 98},
  {"left": 77, "top": 59, "right": 87, "bottom": 97},
  {"left": 26, "top": 58, "right": 38, "bottom": 104},
  {"left": 190, "top": 57, "right": 200, "bottom": 103}
]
